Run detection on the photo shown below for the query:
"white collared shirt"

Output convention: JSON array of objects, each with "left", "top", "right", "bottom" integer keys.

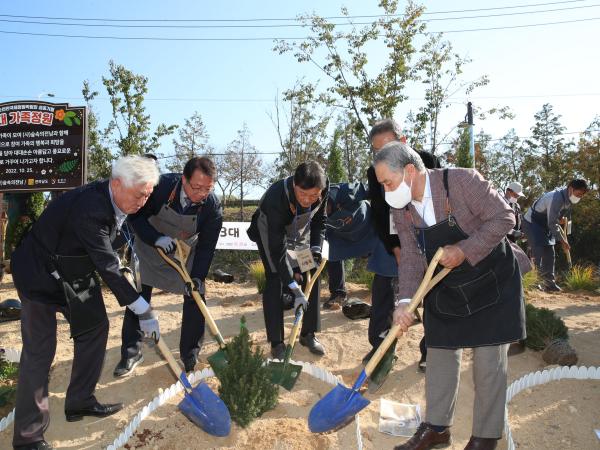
[
  {"left": 411, "top": 172, "right": 436, "bottom": 226},
  {"left": 108, "top": 182, "right": 127, "bottom": 230}
]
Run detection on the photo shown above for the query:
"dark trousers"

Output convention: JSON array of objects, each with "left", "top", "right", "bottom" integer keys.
[
  {"left": 368, "top": 274, "right": 395, "bottom": 348},
  {"left": 13, "top": 296, "right": 109, "bottom": 447},
  {"left": 531, "top": 244, "right": 556, "bottom": 284},
  {"left": 327, "top": 260, "right": 347, "bottom": 298},
  {"left": 258, "top": 245, "right": 320, "bottom": 344},
  {"left": 120, "top": 284, "right": 205, "bottom": 362}
]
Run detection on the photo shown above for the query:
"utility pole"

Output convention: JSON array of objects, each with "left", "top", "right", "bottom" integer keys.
[{"left": 467, "top": 102, "right": 475, "bottom": 168}]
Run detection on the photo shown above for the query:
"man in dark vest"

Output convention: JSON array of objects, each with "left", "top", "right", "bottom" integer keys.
[
  {"left": 365, "top": 119, "right": 441, "bottom": 372},
  {"left": 522, "top": 179, "right": 588, "bottom": 291},
  {"left": 247, "top": 161, "right": 328, "bottom": 360},
  {"left": 114, "top": 156, "right": 223, "bottom": 376},
  {"left": 375, "top": 142, "right": 525, "bottom": 450},
  {"left": 10, "top": 156, "right": 161, "bottom": 450}
]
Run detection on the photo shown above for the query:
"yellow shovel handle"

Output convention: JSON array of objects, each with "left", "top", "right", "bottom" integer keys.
[{"left": 364, "top": 248, "right": 450, "bottom": 376}]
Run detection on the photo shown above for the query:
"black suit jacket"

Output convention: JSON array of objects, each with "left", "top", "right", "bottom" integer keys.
[
  {"left": 128, "top": 173, "right": 223, "bottom": 280},
  {"left": 11, "top": 180, "right": 139, "bottom": 306}
]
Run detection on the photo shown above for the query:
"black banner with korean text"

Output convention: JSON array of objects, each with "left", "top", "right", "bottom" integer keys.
[{"left": 0, "top": 100, "right": 87, "bottom": 192}]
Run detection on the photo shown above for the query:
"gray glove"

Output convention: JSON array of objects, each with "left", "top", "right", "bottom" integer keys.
[
  {"left": 185, "top": 277, "right": 205, "bottom": 297},
  {"left": 138, "top": 307, "right": 160, "bottom": 343},
  {"left": 512, "top": 230, "right": 523, "bottom": 239},
  {"left": 155, "top": 235, "right": 176, "bottom": 253},
  {"left": 290, "top": 286, "right": 308, "bottom": 311}
]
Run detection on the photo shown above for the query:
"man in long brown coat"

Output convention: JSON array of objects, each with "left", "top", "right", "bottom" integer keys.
[{"left": 374, "top": 141, "right": 525, "bottom": 450}]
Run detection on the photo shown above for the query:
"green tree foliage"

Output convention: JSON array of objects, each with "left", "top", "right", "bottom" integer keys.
[
  {"left": 405, "top": 33, "right": 489, "bottom": 155},
  {"left": 453, "top": 128, "right": 473, "bottom": 168},
  {"left": 575, "top": 117, "right": 600, "bottom": 189},
  {"left": 270, "top": 82, "right": 330, "bottom": 179},
  {"left": 3, "top": 192, "right": 44, "bottom": 258},
  {"left": 82, "top": 80, "right": 113, "bottom": 180},
  {"left": 102, "top": 60, "right": 177, "bottom": 157},
  {"left": 326, "top": 128, "right": 346, "bottom": 183},
  {"left": 217, "top": 317, "right": 278, "bottom": 428},
  {"left": 274, "top": 1, "right": 425, "bottom": 141},
  {"left": 527, "top": 103, "right": 573, "bottom": 190},
  {"left": 167, "top": 111, "right": 212, "bottom": 173}
]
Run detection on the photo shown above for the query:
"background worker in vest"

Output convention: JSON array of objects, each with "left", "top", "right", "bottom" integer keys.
[
  {"left": 365, "top": 119, "right": 441, "bottom": 372},
  {"left": 522, "top": 179, "right": 588, "bottom": 291},
  {"left": 10, "top": 156, "right": 160, "bottom": 450},
  {"left": 114, "top": 156, "right": 223, "bottom": 376},
  {"left": 503, "top": 181, "right": 525, "bottom": 242},
  {"left": 376, "top": 142, "right": 525, "bottom": 450},
  {"left": 247, "top": 161, "right": 328, "bottom": 360}
]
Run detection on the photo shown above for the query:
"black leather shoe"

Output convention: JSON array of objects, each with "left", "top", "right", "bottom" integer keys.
[
  {"left": 544, "top": 281, "right": 562, "bottom": 292},
  {"left": 362, "top": 347, "right": 377, "bottom": 365},
  {"left": 464, "top": 436, "right": 499, "bottom": 450},
  {"left": 394, "top": 422, "right": 451, "bottom": 449},
  {"left": 65, "top": 402, "right": 124, "bottom": 422},
  {"left": 182, "top": 356, "right": 197, "bottom": 373},
  {"left": 14, "top": 440, "right": 53, "bottom": 450},
  {"left": 113, "top": 353, "right": 143, "bottom": 377},
  {"left": 299, "top": 333, "right": 325, "bottom": 356},
  {"left": 323, "top": 294, "right": 346, "bottom": 310},
  {"left": 271, "top": 342, "right": 286, "bottom": 360}
]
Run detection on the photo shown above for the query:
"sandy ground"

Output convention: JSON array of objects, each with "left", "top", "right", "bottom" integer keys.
[{"left": 0, "top": 276, "right": 599, "bottom": 450}]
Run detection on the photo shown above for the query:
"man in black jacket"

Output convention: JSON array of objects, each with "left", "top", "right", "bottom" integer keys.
[
  {"left": 10, "top": 156, "right": 160, "bottom": 450},
  {"left": 114, "top": 156, "right": 223, "bottom": 376},
  {"left": 365, "top": 119, "right": 441, "bottom": 370},
  {"left": 247, "top": 162, "right": 328, "bottom": 359}
]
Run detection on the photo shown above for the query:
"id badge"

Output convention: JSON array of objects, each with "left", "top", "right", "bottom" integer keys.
[
  {"left": 389, "top": 213, "right": 398, "bottom": 235},
  {"left": 295, "top": 246, "right": 316, "bottom": 272}
]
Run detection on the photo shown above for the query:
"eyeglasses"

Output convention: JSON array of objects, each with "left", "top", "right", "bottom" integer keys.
[{"left": 187, "top": 184, "right": 213, "bottom": 194}]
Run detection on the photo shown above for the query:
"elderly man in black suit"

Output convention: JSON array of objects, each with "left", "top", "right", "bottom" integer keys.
[{"left": 10, "top": 156, "right": 161, "bottom": 450}]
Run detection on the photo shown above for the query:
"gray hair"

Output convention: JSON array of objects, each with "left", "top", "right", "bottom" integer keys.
[
  {"left": 373, "top": 141, "right": 425, "bottom": 172},
  {"left": 111, "top": 155, "right": 160, "bottom": 187},
  {"left": 368, "top": 118, "right": 402, "bottom": 144}
]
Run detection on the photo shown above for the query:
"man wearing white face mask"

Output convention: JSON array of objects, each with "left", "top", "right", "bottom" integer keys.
[
  {"left": 374, "top": 142, "right": 525, "bottom": 450},
  {"left": 522, "top": 179, "right": 588, "bottom": 292},
  {"left": 503, "top": 182, "right": 525, "bottom": 242}
]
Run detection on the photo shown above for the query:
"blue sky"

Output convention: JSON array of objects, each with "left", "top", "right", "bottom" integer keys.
[{"left": 1, "top": 0, "right": 599, "bottom": 195}]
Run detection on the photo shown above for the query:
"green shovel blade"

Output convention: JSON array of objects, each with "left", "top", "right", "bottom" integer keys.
[{"left": 367, "top": 338, "right": 398, "bottom": 393}]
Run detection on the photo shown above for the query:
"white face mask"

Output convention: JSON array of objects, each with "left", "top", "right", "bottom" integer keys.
[
  {"left": 569, "top": 194, "right": 580, "bottom": 204},
  {"left": 385, "top": 170, "right": 412, "bottom": 209},
  {"left": 508, "top": 196, "right": 518, "bottom": 204}
]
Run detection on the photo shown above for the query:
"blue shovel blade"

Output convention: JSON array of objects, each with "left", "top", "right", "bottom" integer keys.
[
  {"left": 178, "top": 378, "right": 231, "bottom": 437},
  {"left": 308, "top": 381, "right": 370, "bottom": 433}
]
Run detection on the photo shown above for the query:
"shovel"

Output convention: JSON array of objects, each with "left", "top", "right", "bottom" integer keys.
[
  {"left": 157, "top": 241, "right": 228, "bottom": 374},
  {"left": 367, "top": 267, "right": 455, "bottom": 392},
  {"left": 269, "top": 257, "right": 327, "bottom": 390},
  {"left": 155, "top": 338, "right": 231, "bottom": 436},
  {"left": 308, "top": 248, "right": 450, "bottom": 433},
  {"left": 558, "top": 223, "right": 572, "bottom": 268}
]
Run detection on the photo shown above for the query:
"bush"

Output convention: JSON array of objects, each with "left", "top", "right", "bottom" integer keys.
[
  {"left": 0, "top": 357, "right": 18, "bottom": 408},
  {"left": 217, "top": 317, "right": 278, "bottom": 427},
  {"left": 524, "top": 303, "right": 569, "bottom": 351},
  {"left": 345, "top": 257, "right": 375, "bottom": 291},
  {"left": 248, "top": 261, "right": 266, "bottom": 294},
  {"left": 522, "top": 267, "right": 542, "bottom": 292},
  {"left": 563, "top": 265, "right": 599, "bottom": 291}
]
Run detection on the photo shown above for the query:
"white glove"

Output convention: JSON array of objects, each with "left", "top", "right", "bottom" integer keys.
[
  {"left": 155, "top": 235, "right": 176, "bottom": 253},
  {"left": 290, "top": 286, "right": 308, "bottom": 311},
  {"left": 128, "top": 297, "right": 160, "bottom": 343},
  {"left": 138, "top": 308, "right": 160, "bottom": 343}
]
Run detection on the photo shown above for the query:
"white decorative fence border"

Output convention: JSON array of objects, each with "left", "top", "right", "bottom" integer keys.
[
  {"left": 106, "top": 360, "right": 364, "bottom": 450},
  {"left": 0, "top": 347, "right": 20, "bottom": 433},
  {"left": 3, "top": 347, "right": 598, "bottom": 450},
  {"left": 504, "top": 365, "right": 600, "bottom": 450}
]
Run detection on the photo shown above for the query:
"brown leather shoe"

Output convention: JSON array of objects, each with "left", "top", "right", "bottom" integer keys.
[
  {"left": 394, "top": 422, "right": 451, "bottom": 450},
  {"left": 464, "top": 436, "right": 498, "bottom": 450}
]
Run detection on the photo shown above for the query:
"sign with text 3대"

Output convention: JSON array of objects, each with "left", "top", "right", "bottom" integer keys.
[{"left": 216, "top": 222, "right": 257, "bottom": 250}]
